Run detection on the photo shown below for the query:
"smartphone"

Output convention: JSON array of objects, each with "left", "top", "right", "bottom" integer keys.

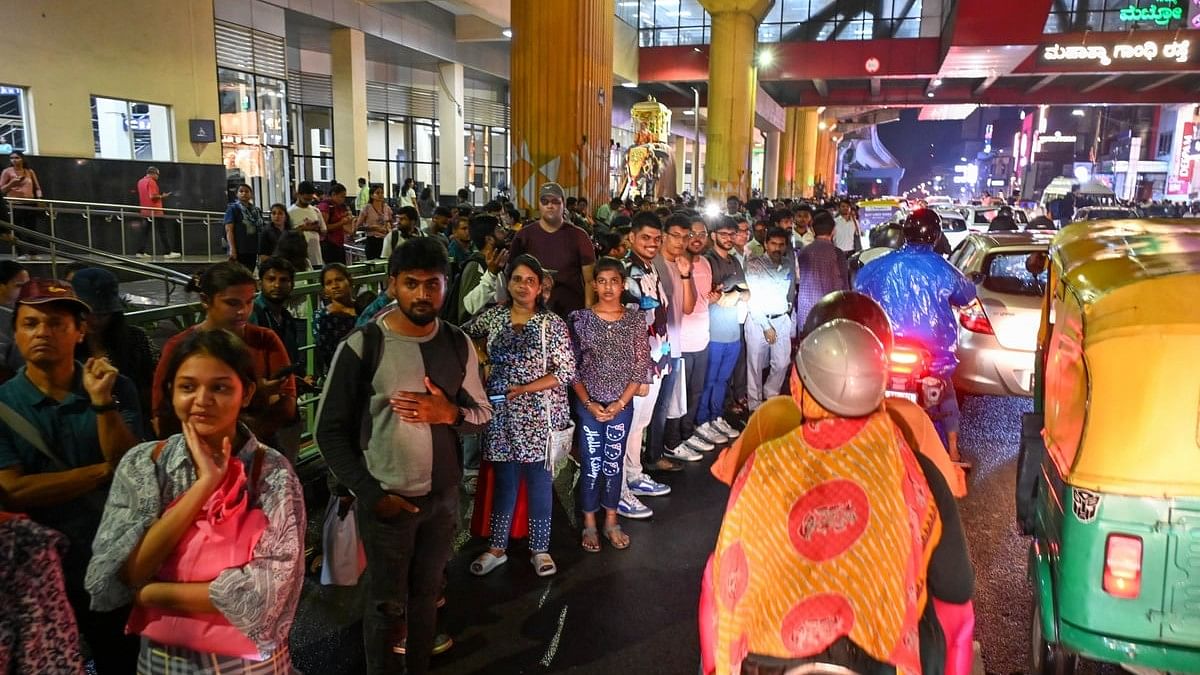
[
  {"left": 271, "top": 364, "right": 305, "bottom": 380},
  {"left": 488, "top": 394, "right": 506, "bottom": 410}
]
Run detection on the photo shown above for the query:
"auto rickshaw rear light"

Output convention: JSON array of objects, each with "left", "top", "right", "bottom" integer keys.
[
  {"left": 1102, "top": 534, "right": 1142, "bottom": 599},
  {"left": 959, "top": 299, "right": 995, "bottom": 335}
]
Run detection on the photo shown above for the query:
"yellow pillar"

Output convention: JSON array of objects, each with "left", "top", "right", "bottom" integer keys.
[
  {"left": 331, "top": 28, "right": 368, "bottom": 186},
  {"left": 777, "top": 108, "right": 797, "bottom": 198},
  {"left": 700, "top": 0, "right": 772, "bottom": 201},
  {"left": 511, "top": 0, "right": 613, "bottom": 211},
  {"left": 795, "top": 107, "right": 819, "bottom": 198}
]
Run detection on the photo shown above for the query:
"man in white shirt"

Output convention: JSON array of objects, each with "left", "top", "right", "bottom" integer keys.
[
  {"left": 832, "top": 198, "right": 860, "bottom": 253},
  {"left": 288, "top": 180, "right": 327, "bottom": 268},
  {"left": 744, "top": 227, "right": 796, "bottom": 410}
]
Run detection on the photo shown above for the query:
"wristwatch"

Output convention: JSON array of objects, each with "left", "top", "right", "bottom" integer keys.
[{"left": 91, "top": 401, "right": 119, "bottom": 413}]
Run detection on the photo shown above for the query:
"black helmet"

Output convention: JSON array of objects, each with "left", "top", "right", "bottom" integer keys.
[
  {"left": 802, "top": 290, "right": 894, "bottom": 353},
  {"left": 998, "top": 205, "right": 1014, "bottom": 218},
  {"left": 902, "top": 208, "right": 941, "bottom": 245}
]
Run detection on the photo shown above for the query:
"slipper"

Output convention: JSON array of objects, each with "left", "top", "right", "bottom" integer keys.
[
  {"left": 470, "top": 551, "right": 507, "bottom": 576},
  {"left": 531, "top": 552, "right": 557, "bottom": 577},
  {"left": 581, "top": 527, "right": 601, "bottom": 553},
  {"left": 603, "top": 524, "right": 630, "bottom": 550}
]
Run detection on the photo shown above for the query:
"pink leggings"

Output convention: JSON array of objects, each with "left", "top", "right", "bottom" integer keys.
[{"left": 933, "top": 598, "right": 976, "bottom": 675}]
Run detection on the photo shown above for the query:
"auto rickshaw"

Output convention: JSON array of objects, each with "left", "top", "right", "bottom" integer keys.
[{"left": 1017, "top": 219, "right": 1200, "bottom": 674}]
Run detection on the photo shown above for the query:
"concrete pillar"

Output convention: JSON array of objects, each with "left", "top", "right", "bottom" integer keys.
[
  {"left": 700, "top": 0, "right": 772, "bottom": 201},
  {"left": 330, "top": 28, "right": 368, "bottom": 187},
  {"left": 796, "top": 107, "right": 819, "bottom": 198},
  {"left": 763, "top": 129, "right": 780, "bottom": 200},
  {"left": 778, "top": 108, "right": 798, "bottom": 197},
  {"left": 510, "top": 0, "right": 613, "bottom": 210},
  {"left": 674, "top": 135, "right": 688, "bottom": 197},
  {"left": 437, "top": 62, "right": 466, "bottom": 200}
]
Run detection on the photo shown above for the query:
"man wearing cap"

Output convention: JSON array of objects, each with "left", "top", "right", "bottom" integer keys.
[
  {"left": 507, "top": 182, "right": 596, "bottom": 316},
  {"left": 135, "top": 166, "right": 179, "bottom": 259},
  {"left": 0, "top": 278, "right": 142, "bottom": 674},
  {"left": 696, "top": 216, "right": 746, "bottom": 440}
]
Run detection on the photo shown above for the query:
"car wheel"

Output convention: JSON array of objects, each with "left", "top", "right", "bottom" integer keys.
[{"left": 1031, "top": 603, "right": 1076, "bottom": 675}]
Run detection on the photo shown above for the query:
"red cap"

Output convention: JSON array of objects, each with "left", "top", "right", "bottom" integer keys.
[{"left": 17, "top": 278, "right": 91, "bottom": 313}]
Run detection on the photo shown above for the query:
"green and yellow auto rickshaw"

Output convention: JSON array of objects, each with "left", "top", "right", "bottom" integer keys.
[{"left": 1017, "top": 219, "right": 1200, "bottom": 674}]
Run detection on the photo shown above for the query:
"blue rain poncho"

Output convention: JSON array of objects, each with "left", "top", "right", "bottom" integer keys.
[{"left": 853, "top": 243, "right": 976, "bottom": 377}]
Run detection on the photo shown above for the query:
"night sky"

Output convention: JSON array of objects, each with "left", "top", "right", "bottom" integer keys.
[{"left": 875, "top": 109, "right": 963, "bottom": 191}]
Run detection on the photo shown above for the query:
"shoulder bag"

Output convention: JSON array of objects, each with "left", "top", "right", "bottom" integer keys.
[{"left": 540, "top": 316, "right": 574, "bottom": 473}]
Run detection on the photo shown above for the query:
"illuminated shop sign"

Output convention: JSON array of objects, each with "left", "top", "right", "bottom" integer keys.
[
  {"left": 1041, "top": 38, "right": 1191, "bottom": 66},
  {"left": 1118, "top": 1, "right": 1184, "bottom": 27}
]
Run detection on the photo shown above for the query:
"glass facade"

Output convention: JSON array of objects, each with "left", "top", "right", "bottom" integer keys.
[
  {"left": 366, "top": 113, "right": 439, "bottom": 199},
  {"left": 290, "top": 104, "right": 334, "bottom": 187},
  {"left": 91, "top": 96, "right": 173, "bottom": 162},
  {"left": 465, "top": 123, "right": 511, "bottom": 205},
  {"left": 0, "top": 85, "right": 31, "bottom": 153},
  {"left": 623, "top": 0, "right": 929, "bottom": 46},
  {"left": 218, "top": 67, "right": 290, "bottom": 206}
]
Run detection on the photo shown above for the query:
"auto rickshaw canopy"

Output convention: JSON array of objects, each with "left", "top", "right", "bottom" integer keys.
[{"left": 1046, "top": 219, "right": 1200, "bottom": 496}]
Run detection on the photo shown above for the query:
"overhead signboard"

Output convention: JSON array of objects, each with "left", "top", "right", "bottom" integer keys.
[{"left": 1041, "top": 38, "right": 1191, "bottom": 67}]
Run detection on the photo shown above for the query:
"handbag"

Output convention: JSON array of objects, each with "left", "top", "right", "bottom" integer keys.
[
  {"left": 319, "top": 495, "right": 366, "bottom": 586},
  {"left": 540, "top": 317, "right": 574, "bottom": 473}
]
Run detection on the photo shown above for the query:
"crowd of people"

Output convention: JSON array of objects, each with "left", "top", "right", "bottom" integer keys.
[{"left": 0, "top": 173, "right": 981, "bottom": 675}]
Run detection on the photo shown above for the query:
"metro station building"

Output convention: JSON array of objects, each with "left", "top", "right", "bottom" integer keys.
[{"left": 2, "top": 0, "right": 1199, "bottom": 213}]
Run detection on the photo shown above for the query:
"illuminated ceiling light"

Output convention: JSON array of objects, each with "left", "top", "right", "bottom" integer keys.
[
  {"left": 818, "top": 120, "right": 827, "bottom": 130},
  {"left": 502, "top": 28, "right": 512, "bottom": 38},
  {"left": 756, "top": 48, "right": 775, "bottom": 68},
  {"left": 1072, "top": 109, "right": 1085, "bottom": 116},
  {"left": 620, "top": 82, "right": 638, "bottom": 88},
  {"left": 926, "top": 91, "right": 935, "bottom": 98},
  {"left": 932, "top": 78, "right": 943, "bottom": 86},
  {"left": 683, "top": 109, "right": 695, "bottom": 115}
]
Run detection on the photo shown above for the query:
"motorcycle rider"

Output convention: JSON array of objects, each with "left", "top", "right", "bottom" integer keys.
[
  {"left": 855, "top": 208, "right": 975, "bottom": 461},
  {"left": 701, "top": 315, "right": 973, "bottom": 675}
]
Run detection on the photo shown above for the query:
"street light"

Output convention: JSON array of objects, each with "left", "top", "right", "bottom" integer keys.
[{"left": 756, "top": 48, "right": 774, "bottom": 68}]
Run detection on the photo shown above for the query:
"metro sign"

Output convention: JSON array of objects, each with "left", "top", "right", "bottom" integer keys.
[{"left": 1118, "top": 1, "right": 1184, "bottom": 27}]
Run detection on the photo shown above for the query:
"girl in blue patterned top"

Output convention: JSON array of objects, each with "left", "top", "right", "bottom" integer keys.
[
  {"left": 86, "top": 329, "right": 305, "bottom": 674},
  {"left": 464, "top": 254, "right": 576, "bottom": 578}
]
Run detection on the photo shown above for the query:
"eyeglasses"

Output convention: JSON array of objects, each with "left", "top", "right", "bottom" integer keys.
[
  {"left": 666, "top": 231, "right": 702, "bottom": 240},
  {"left": 539, "top": 197, "right": 562, "bottom": 206}
]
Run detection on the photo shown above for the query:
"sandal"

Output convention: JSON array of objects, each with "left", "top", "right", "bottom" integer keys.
[
  {"left": 531, "top": 552, "right": 557, "bottom": 577},
  {"left": 469, "top": 551, "right": 508, "bottom": 576},
  {"left": 603, "top": 524, "right": 630, "bottom": 550},
  {"left": 581, "top": 527, "right": 601, "bottom": 553}
]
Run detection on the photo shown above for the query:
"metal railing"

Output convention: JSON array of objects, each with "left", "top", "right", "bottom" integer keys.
[
  {"left": 0, "top": 216, "right": 195, "bottom": 301},
  {"left": 5, "top": 196, "right": 228, "bottom": 262},
  {"left": 125, "top": 259, "right": 393, "bottom": 465}
]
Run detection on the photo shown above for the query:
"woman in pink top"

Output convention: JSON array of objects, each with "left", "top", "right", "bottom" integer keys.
[{"left": 0, "top": 151, "right": 42, "bottom": 253}]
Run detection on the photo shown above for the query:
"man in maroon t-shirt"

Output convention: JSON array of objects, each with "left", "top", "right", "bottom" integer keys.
[
  {"left": 316, "top": 181, "right": 354, "bottom": 265},
  {"left": 508, "top": 182, "right": 596, "bottom": 316}
]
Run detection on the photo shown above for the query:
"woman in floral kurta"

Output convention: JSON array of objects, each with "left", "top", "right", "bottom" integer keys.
[{"left": 464, "top": 254, "right": 575, "bottom": 578}]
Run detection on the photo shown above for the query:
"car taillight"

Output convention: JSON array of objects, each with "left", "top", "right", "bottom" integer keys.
[
  {"left": 889, "top": 348, "right": 923, "bottom": 375},
  {"left": 1102, "top": 534, "right": 1142, "bottom": 599},
  {"left": 959, "top": 299, "right": 995, "bottom": 335}
]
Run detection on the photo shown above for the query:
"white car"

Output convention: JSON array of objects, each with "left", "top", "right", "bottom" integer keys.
[
  {"left": 925, "top": 195, "right": 954, "bottom": 208},
  {"left": 933, "top": 208, "right": 970, "bottom": 251},
  {"left": 948, "top": 232, "right": 1053, "bottom": 398},
  {"left": 957, "top": 205, "right": 1030, "bottom": 233}
]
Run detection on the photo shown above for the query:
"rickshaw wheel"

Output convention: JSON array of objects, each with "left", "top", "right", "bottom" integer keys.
[{"left": 1031, "top": 604, "right": 1077, "bottom": 675}]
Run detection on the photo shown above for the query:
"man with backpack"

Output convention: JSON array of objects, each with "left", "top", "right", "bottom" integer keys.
[{"left": 316, "top": 238, "right": 492, "bottom": 675}]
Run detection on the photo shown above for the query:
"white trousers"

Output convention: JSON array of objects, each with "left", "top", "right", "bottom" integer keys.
[
  {"left": 745, "top": 314, "right": 794, "bottom": 410},
  {"left": 624, "top": 370, "right": 663, "bottom": 484}
]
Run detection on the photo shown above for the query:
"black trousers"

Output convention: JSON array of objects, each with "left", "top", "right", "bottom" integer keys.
[
  {"left": 358, "top": 486, "right": 458, "bottom": 675},
  {"left": 65, "top": 585, "right": 139, "bottom": 674}
]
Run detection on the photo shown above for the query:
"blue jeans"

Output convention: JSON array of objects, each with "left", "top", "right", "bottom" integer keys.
[
  {"left": 647, "top": 356, "right": 682, "bottom": 464},
  {"left": 574, "top": 400, "right": 633, "bottom": 513},
  {"left": 698, "top": 341, "right": 741, "bottom": 424},
  {"left": 489, "top": 460, "right": 553, "bottom": 553}
]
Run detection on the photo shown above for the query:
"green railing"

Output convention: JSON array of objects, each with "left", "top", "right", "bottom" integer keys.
[{"left": 125, "top": 259, "right": 393, "bottom": 467}]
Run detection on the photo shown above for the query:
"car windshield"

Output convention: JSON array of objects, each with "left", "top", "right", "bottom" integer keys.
[
  {"left": 983, "top": 251, "right": 1049, "bottom": 297},
  {"left": 1080, "top": 209, "right": 1134, "bottom": 220}
]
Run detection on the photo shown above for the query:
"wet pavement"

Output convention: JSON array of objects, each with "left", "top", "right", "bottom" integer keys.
[{"left": 286, "top": 393, "right": 1052, "bottom": 675}]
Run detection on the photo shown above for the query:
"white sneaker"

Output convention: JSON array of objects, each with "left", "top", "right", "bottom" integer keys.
[
  {"left": 618, "top": 486, "right": 654, "bottom": 519},
  {"left": 684, "top": 434, "right": 717, "bottom": 452},
  {"left": 713, "top": 418, "right": 738, "bottom": 437},
  {"left": 665, "top": 443, "right": 703, "bottom": 462},
  {"left": 16, "top": 255, "right": 30, "bottom": 261},
  {"left": 134, "top": 253, "right": 150, "bottom": 259},
  {"left": 163, "top": 252, "right": 182, "bottom": 259},
  {"left": 694, "top": 422, "right": 731, "bottom": 444}
]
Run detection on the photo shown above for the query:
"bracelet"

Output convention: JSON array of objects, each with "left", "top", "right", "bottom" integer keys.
[
  {"left": 91, "top": 401, "right": 119, "bottom": 413},
  {"left": 582, "top": 399, "right": 593, "bottom": 406},
  {"left": 680, "top": 274, "right": 692, "bottom": 279}
]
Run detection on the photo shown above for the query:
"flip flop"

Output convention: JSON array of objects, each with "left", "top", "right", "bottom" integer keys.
[
  {"left": 581, "top": 527, "right": 601, "bottom": 553},
  {"left": 531, "top": 552, "right": 557, "bottom": 577},
  {"left": 470, "top": 551, "right": 508, "bottom": 576},
  {"left": 603, "top": 524, "right": 630, "bottom": 550}
]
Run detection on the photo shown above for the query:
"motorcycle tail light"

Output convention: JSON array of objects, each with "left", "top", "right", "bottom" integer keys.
[
  {"left": 1102, "top": 534, "right": 1142, "bottom": 599},
  {"left": 889, "top": 348, "right": 924, "bottom": 375},
  {"left": 959, "top": 299, "right": 995, "bottom": 335}
]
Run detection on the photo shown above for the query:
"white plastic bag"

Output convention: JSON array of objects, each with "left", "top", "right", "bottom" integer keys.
[{"left": 320, "top": 495, "right": 366, "bottom": 586}]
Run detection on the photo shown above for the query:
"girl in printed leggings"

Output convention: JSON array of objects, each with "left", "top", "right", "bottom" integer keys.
[{"left": 567, "top": 257, "right": 652, "bottom": 552}]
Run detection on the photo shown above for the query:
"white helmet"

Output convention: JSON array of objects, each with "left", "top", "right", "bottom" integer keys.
[{"left": 795, "top": 319, "right": 888, "bottom": 417}]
